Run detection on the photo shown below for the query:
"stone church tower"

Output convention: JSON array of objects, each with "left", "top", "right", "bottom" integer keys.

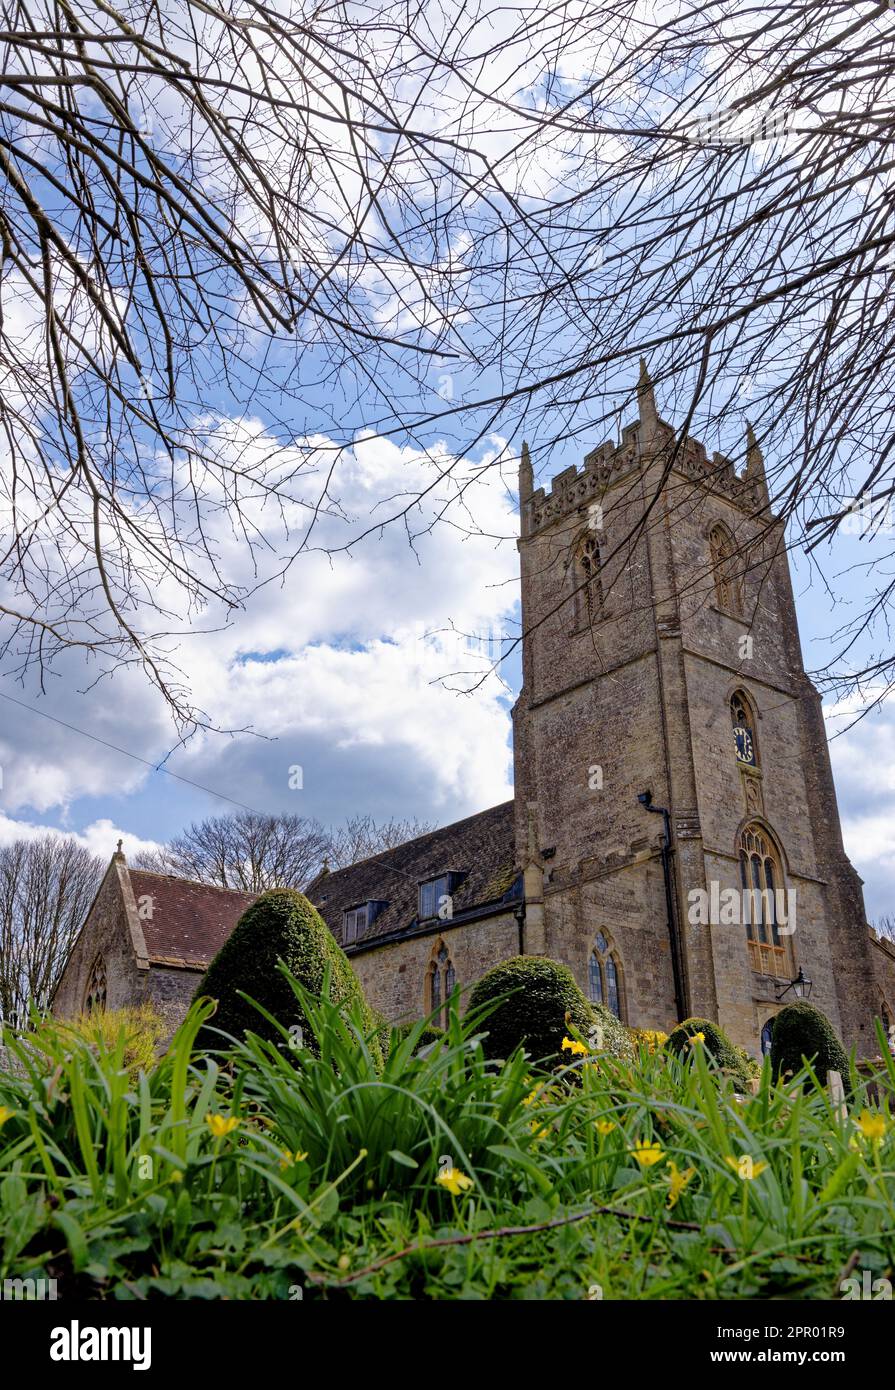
[{"left": 513, "top": 364, "right": 884, "bottom": 1056}]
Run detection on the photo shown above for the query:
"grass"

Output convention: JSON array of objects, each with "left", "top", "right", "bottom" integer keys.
[{"left": 0, "top": 972, "right": 893, "bottom": 1300}]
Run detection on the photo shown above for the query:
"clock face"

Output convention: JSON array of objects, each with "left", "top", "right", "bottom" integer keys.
[{"left": 733, "top": 725, "right": 756, "bottom": 766}]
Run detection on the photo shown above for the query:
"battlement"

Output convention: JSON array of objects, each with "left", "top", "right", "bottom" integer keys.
[{"left": 526, "top": 412, "right": 764, "bottom": 535}]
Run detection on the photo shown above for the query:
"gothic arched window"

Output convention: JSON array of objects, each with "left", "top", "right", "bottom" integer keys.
[
  {"left": 738, "top": 825, "right": 791, "bottom": 978},
  {"left": 575, "top": 532, "right": 603, "bottom": 624},
  {"left": 426, "top": 940, "right": 456, "bottom": 1028},
  {"left": 587, "top": 932, "right": 624, "bottom": 1020},
  {"left": 731, "top": 689, "right": 759, "bottom": 769},
  {"left": 84, "top": 953, "right": 107, "bottom": 1013},
  {"left": 709, "top": 522, "right": 743, "bottom": 615}
]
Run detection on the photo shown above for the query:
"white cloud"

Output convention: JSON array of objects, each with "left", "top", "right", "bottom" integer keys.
[
  {"left": 0, "top": 812, "right": 159, "bottom": 862},
  {"left": 0, "top": 425, "right": 520, "bottom": 837}
]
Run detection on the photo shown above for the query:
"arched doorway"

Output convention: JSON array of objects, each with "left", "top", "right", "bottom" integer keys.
[{"left": 760, "top": 1016, "right": 775, "bottom": 1057}]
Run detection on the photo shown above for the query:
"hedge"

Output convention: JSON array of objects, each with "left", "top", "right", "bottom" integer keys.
[
  {"left": 467, "top": 955, "right": 631, "bottom": 1064},
  {"left": 667, "top": 1016, "right": 753, "bottom": 1088},
  {"left": 770, "top": 1000, "right": 849, "bottom": 1088}
]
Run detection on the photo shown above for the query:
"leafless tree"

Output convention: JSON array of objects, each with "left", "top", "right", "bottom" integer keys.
[
  {"left": 133, "top": 811, "right": 331, "bottom": 891},
  {"left": 872, "top": 915, "right": 895, "bottom": 946},
  {"left": 0, "top": 834, "right": 103, "bottom": 1027},
  {"left": 3, "top": 0, "right": 895, "bottom": 720},
  {"left": 325, "top": 813, "right": 436, "bottom": 870},
  {"left": 135, "top": 808, "right": 437, "bottom": 887},
  {"left": 0, "top": 0, "right": 504, "bottom": 729}
]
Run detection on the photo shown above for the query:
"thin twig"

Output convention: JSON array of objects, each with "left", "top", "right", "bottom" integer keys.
[{"left": 306, "top": 1203, "right": 703, "bottom": 1286}]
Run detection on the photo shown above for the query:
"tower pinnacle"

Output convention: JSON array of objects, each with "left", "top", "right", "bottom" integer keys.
[
  {"left": 519, "top": 440, "right": 533, "bottom": 503},
  {"left": 637, "top": 358, "right": 658, "bottom": 435},
  {"left": 745, "top": 420, "right": 769, "bottom": 509}
]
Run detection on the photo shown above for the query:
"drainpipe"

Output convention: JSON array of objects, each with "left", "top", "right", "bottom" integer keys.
[
  {"left": 638, "top": 790, "right": 687, "bottom": 1022},
  {"left": 513, "top": 901, "right": 526, "bottom": 955}
]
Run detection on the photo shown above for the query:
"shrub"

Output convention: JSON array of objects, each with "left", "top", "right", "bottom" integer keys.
[
  {"left": 732, "top": 1043, "right": 762, "bottom": 1083},
  {"left": 590, "top": 1002, "right": 635, "bottom": 1060},
  {"left": 32, "top": 1004, "right": 165, "bottom": 1073},
  {"left": 392, "top": 1020, "right": 445, "bottom": 1053},
  {"left": 667, "top": 1016, "right": 752, "bottom": 1087},
  {"left": 630, "top": 1027, "right": 669, "bottom": 1054},
  {"left": 770, "top": 1000, "right": 849, "bottom": 1087},
  {"left": 194, "top": 888, "right": 379, "bottom": 1056},
  {"left": 467, "top": 955, "right": 628, "bottom": 1064}
]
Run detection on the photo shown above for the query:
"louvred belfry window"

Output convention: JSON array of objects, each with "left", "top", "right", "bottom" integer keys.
[{"left": 709, "top": 523, "right": 743, "bottom": 615}]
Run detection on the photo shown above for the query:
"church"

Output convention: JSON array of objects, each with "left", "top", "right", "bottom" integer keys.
[{"left": 52, "top": 367, "right": 895, "bottom": 1058}]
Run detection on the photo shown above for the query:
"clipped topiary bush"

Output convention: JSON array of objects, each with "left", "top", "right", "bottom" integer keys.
[
  {"left": 194, "top": 888, "right": 378, "bottom": 1055},
  {"left": 467, "top": 954, "right": 631, "bottom": 1064},
  {"left": 770, "top": 1000, "right": 849, "bottom": 1087},
  {"left": 667, "top": 1016, "right": 752, "bottom": 1087}
]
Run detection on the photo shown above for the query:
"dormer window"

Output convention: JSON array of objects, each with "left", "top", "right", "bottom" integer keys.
[
  {"left": 419, "top": 873, "right": 462, "bottom": 920},
  {"left": 342, "top": 900, "right": 387, "bottom": 945},
  {"left": 420, "top": 875, "right": 449, "bottom": 920}
]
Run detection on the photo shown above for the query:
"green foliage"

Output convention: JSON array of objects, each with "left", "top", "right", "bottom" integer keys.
[
  {"left": 666, "top": 1016, "right": 753, "bottom": 1087},
  {"left": 391, "top": 1020, "right": 445, "bottom": 1053},
  {"left": 31, "top": 1004, "right": 166, "bottom": 1073},
  {"left": 590, "top": 1002, "right": 635, "bottom": 1060},
  {"left": 466, "top": 954, "right": 602, "bottom": 1064},
  {"left": 1, "top": 987, "right": 894, "bottom": 1300},
  {"left": 770, "top": 1000, "right": 850, "bottom": 1087},
  {"left": 194, "top": 887, "right": 379, "bottom": 1058}
]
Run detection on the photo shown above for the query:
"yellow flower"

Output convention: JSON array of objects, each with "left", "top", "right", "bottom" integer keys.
[
  {"left": 0, "top": 1105, "right": 14, "bottom": 1129},
  {"left": 724, "top": 1154, "right": 768, "bottom": 1180},
  {"left": 561, "top": 1036, "right": 589, "bottom": 1056},
  {"left": 522, "top": 1086, "right": 543, "bottom": 1107},
  {"left": 206, "top": 1112, "right": 240, "bottom": 1138},
  {"left": 530, "top": 1120, "right": 550, "bottom": 1141},
  {"left": 855, "top": 1110, "right": 887, "bottom": 1143},
  {"left": 686, "top": 1032, "right": 706, "bottom": 1047},
  {"left": 279, "top": 1149, "right": 309, "bottom": 1170},
  {"left": 631, "top": 1140, "right": 664, "bottom": 1168},
  {"left": 436, "top": 1166, "right": 474, "bottom": 1196},
  {"left": 594, "top": 1119, "right": 616, "bottom": 1136},
  {"left": 665, "top": 1161, "right": 696, "bottom": 1208}
]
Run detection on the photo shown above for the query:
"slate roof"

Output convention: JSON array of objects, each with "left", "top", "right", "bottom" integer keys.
[
  {"left": 128, "top": 870, "right": 257, "bottom": 968},
  {"left": 305, "top": 799, "right": 520, "bottom": 948}
]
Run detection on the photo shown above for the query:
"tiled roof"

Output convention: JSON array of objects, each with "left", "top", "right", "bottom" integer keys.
[
  {"left": 305, "top": 800, "right": 519, "bottom": 947},
  {"left": 128, "top": 870, "right": 257, "bottom": 968}
]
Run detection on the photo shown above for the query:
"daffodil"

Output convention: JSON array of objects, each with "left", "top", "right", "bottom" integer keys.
[
  {"left": 279, "top": 1149, "right": 309, "bottom": 1170},
  {"left": 206, "top": 1112, "right": 240, "bottom": 1138},
  {"left": 855, "top": 1110, "right": 887, "bottom": 1143},
  {"left": 0, "top": 1105, "right": 14, "bottom": 1129},
  {"left": 530, "top": 1120, "right": 550, "bottom": 1141},
  {"left": 665, "top": 1160, "right": 696, "bottom": 1208},
  {"left": 561, "top": 1036, "right": 589, "bottom": 1057},
  {"left": 686, "top": 1032, "right": 706, "bottom": 1047},
  {"left": 522, "top": 1086, "right": 543, "bottom": 1107},
  {"left": 436, "top": 1166, "right": 474, "bottom": 1196},
  {"left": 632, "top": 1140, "right": 664, "bottom": 1168},
  {"left": 724, "top": 1154, "right": 768, "bottom": 1180},
  {"left": 594, "top": 1119, "right": 616, "bottom": 1136}
]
